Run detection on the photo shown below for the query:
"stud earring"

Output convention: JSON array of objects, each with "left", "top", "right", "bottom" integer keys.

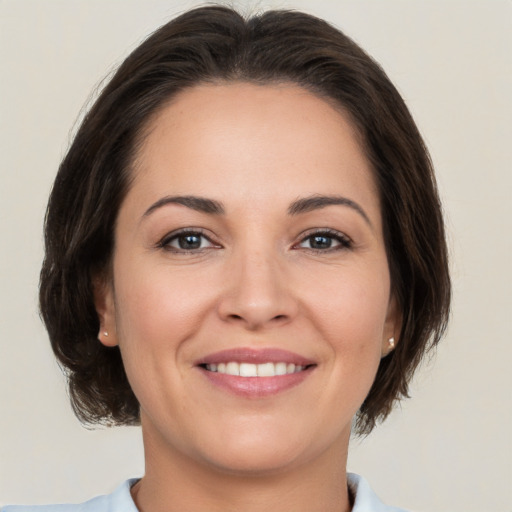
[
  {"left": 103, "top": 331, "right": 109, "bottom": 337},
  {"left": 388, "top": 337, "right": 395, "bottom": 348}
]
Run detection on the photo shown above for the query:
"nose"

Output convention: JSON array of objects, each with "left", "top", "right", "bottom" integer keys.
[{"left": 217, "top": 247, "right": 298, "bottom": 330}]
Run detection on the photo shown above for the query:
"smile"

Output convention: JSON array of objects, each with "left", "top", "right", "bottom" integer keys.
[
  {"left": 196, "top": 348, "right": 316, "bottom": 397},
  {"left": 205, "top": 362, "right": 306, "bottom": 377}
]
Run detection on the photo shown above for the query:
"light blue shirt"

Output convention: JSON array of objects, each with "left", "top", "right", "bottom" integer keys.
[{"left": 2, "top": 473, "right": 408, "bottom": 511}]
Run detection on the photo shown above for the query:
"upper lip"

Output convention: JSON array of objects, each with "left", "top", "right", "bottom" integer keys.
[{"left": 195, "top": 347, "right": 316, "bottom": 367}]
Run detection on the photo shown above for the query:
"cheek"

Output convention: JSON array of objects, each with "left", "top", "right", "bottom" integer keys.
[
  {"left": 305, "top": 265, "right": 391, "bottom": 345},
  {"left": 302, "top": 265, "right": 390, "bottom": 396},
  {"left": 111, "top": 264, "right": 214, "bottom": 412},
  {"left": 114, "top": 266, "right": 215, "bottom": 350}
]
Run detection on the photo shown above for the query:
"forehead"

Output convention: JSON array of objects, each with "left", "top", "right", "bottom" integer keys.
[{"left": 128, "top": 82, "right": 380, "bottom": 218}]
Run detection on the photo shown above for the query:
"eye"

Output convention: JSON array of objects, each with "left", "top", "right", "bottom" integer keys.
[
  {"left": 159, "top": 230, "right": 218, "bottom": 253},
  {"left": 297, "top": 230, "right": 352, "bottom": 251}
]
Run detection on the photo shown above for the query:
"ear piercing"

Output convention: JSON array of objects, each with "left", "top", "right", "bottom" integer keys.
[
  {"left": 103, "top": 331, "right": 109, "bottom": 337},
  {"left": 381, "top": 337, "right": 396, "bottom": 358}
]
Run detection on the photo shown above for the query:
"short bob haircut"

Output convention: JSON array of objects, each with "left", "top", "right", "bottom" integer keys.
[{"left": 40, "top": 5, "right": 450, "bottom": 435}]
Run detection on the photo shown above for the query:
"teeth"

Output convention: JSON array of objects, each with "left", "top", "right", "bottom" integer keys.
[
  {"left": 257, "top": 362, "right": 275, "bottom": 377},
  {"left": 205, "top": 362, "right": 307, "bottom": 377},
  {"left": 239, "top": 363, "right": 257, "bottom": 377},
  {"left": 275, "top": 362, "right": 287, "bottom": 375},
  {"left": 225, "top": 362, "right": 239, "bottom": 376}
]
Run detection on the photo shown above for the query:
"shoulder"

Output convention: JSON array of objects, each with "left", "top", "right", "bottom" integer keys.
[
  {"left": 1, "top": 479, "right": 139, "bottom": 512},
  {"left": 4, "top": 475, "right": 409, "bottom": 511},
  {"left": 348, "top": 473, "right": 410, "bottom": 512}
]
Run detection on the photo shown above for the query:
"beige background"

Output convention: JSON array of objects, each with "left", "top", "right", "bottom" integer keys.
[{"left": 1, "top": 1, "right": 511, "bottom": 510}]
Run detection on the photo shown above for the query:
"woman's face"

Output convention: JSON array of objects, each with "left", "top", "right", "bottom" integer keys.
[{"left": 97, "top": 83, "right": 398, "bottom": 474}]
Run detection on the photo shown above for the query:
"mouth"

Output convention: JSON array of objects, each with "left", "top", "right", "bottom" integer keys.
[
  {"left": 195, "top": 348, "right": 316, "bottom": 397},
  {"left": 202, "top": 361, "right": 309, "bottom": 376}
]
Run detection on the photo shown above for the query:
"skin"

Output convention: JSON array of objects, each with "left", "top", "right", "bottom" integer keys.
[{"left": 95, "top": 83, "right": 399, "bottom": 512}]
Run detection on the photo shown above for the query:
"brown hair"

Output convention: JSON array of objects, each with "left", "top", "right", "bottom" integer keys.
[{"left": 40, "top": 5, "right": 450, "bottom": 435}]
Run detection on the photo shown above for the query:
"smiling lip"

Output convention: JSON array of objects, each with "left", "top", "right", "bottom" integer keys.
[{"left": 195, "top": 348, "right": 316, "bottom": 398}]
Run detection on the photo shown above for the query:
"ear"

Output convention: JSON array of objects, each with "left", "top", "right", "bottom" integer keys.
[
  {"left": 92, "top": 274, "right": 118, "bottom": 347},
  {"left": 381, "top": 294, "right": 402, "bottom": 358}
]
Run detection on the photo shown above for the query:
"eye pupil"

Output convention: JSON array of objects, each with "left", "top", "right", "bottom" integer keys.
[
  {"left": 310, "top": 235, "right": 332, "bottom": 249},
  {"left": 179, "top": 234, "right": 201, "bottom": 249}
]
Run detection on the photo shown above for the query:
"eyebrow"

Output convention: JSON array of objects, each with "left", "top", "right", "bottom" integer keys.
[
  {"left": 143, "top": 195, "right": 225, "bottom": 217},
  {"left": 143, "top": 194, "right": 371, "bottom": 227},
  {"left": 288, "top": 195, "right": 372, "bottom": 227}
]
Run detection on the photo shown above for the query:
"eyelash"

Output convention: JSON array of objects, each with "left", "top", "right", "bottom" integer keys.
[
  {"left": 158, "top": 229, "right": 218, "bottom": 254},
  {"left": 295, "top": 229, "right": 352, "bottom": 253},
  {"left": 157, "top": 228, "right": 352, "bottom": 254}
]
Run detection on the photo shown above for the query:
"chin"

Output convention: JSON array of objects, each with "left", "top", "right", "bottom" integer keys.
[
  {"left": 192, "top": 418, "right": 346, "bottom": 477},
  {"left": 202, "top": 443, "right": 307, "bottom": 476}
]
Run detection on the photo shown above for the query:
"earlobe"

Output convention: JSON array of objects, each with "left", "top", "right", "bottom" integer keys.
[
  {"left": 98, "top": 329, "right": 117, "bottom": 347},
  {"left": 92, "top": 275, "right": 118, "bottom": 347},
  {"left": 381, "top": 294, "right": 401, "bottom": 357},
  {"left": 381, "top": 336, "right": 396, "bottom": 357}
]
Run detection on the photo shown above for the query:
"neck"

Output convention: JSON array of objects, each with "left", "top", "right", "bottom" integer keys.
[{"left": 132, "top": 421, "right": 352, "bottom": 512}]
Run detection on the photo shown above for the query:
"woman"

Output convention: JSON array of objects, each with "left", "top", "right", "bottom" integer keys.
[{"left": 3, "top": 5, "right": 450, "bottom": 511}]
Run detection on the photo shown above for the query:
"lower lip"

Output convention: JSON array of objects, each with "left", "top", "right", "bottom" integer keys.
[{"left": 199, "top": 367, "right": 314, "bottom": 398}]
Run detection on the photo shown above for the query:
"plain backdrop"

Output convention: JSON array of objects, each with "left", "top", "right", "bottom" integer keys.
[{"left": 1, "top": 1, "right": 511, "bottom": 510}]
